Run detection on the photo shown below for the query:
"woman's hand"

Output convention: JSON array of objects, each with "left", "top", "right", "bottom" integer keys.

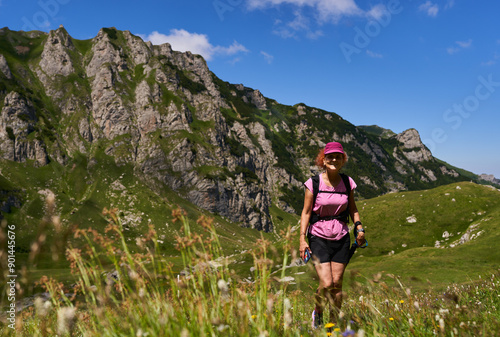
[
  {"left": 356, "top": 231, "right": 366, "bottom": 246},
  {"left": 299, "top": 237, "right": 311, "bottom": 260}
]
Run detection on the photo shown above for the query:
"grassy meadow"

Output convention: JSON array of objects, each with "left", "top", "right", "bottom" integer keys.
[{"left": 1, "top": 181, "right": 499, "bottom": 336}]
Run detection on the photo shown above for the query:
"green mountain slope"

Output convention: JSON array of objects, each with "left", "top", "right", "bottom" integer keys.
[
  {"left": 0, "top": 27, "right": 477, "bottom": 233},
  {"left": 1, "top": 27, "right": 498, "bottom": 289},
  {"left": 280, "top": 181, "right": 500, "bottom": 290}
]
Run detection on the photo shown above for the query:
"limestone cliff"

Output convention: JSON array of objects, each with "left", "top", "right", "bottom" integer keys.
[{"left": 0, "top": 27, "right": 468, "bottom": 231}]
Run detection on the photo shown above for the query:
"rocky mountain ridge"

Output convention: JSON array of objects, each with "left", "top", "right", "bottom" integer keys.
[
  {"left": 0, "top": 27, "right": 475, "bottom": 231},
  {"left": 478, "top": 174, "right": 500, "bottom": 186}
]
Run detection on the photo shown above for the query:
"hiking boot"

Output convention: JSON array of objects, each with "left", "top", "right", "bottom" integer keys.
[{"left": 311, "top": 310, "right": 323, "bottom": 329}]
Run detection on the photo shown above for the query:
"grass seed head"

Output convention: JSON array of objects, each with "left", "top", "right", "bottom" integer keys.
[{"left": 57, "top": 306, "right": 76, "bottom": 335}]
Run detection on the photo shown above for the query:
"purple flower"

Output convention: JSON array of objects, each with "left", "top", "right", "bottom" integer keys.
[{"left": 342, "top": 329, "right": 356, "bottom": 337}]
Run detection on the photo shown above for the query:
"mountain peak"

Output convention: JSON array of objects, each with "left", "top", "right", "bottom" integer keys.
[{"left": 0, "top": 27, "right": 480, "bottom": 232}]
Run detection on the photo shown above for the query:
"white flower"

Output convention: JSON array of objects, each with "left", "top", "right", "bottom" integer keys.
[
  {"left": 217, "top": 279, "right": 229, "bottom": 294},
  {"left": 34, "top": 297, "right": 52, "bottom": 318},
  {"left": 57, "top": 307, "right": 76, "bottom": 335},
  {"left": 439, "top": 318, "right": 445, "bottom": 332}
]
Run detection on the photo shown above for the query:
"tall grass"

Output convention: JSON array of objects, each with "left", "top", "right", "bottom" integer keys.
[{"left": 1, "top": 207, "right": 499, "bottom": 336}]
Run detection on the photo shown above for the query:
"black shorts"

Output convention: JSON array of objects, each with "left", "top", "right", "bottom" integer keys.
[{"left": 308, "top": 233, "right": 351, "bottom": 264}]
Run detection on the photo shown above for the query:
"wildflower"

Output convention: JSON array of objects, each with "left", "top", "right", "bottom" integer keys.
[
  {"left": 266, "top": 298, "right": 274, "bottom": 313},
  {"left": 128, "top": 270, "right": 139, "bottom": 281},
  {"left": 439, "top": 318, "right": 445, "bottom": 332},
  {"left": 334, "top": 328, "right": 341, "bottom": 332},
  {"left": 217, "top": 324, "right": 229, "bottom": 332},
  {"left": 34, "top": 297, "right": 52, "bottom": 318},
  {"left": 57, "top": 307, "right": 76, "bottom": 335},
  {"left": 400, "top": 300, "right": 405, "bottom": 304},
  {"left": 251, "top": 315, "right": 257, "bottom": 320},
  {"left": 217, "top": 279, "right": 229, "bottom": 294},
  {"left": 283, "top": 298, "right": 292, "bottom": 328},
  {"left": 439, "top": 308, "right": 449, "bottom": 315},
  {"left": 342, "top": 329, "right": 356, "bottom": 336},
  {"left": 389, "top": 317, "right": 394, "bottom": 321},
  {"left": 325, "top": 323, "right": 335, "bottom": 328},
  {"left": 327, "top": 333, "right": 332, "bottom": 337}
]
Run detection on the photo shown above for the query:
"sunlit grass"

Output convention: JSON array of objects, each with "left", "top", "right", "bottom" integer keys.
[{"left": 1, "top": 206, "right": 499, "bottom": 336}]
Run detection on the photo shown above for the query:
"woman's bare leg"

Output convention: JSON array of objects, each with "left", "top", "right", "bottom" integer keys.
[{"left": 328, "top": 261, "right": 347, "bottom": 322}]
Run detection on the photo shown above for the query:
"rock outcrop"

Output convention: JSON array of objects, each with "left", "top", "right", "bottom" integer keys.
[{"left": 0, "top": 27, "right": 468, "bottom": 231}]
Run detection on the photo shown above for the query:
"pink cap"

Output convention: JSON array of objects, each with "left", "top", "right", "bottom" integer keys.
[{"left": 324, "top": 142, "right": 344, "bottom": 155}]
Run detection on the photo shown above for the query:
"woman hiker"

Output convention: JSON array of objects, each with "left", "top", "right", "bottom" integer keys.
[{"left": 298, "top": 141, "right": 366, "bottom": 329}]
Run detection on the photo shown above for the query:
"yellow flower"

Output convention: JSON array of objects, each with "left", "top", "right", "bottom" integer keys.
[
  {"left": 334, "top": 328, "right": 341, "bottom": 332},
  {"left": 251, "top": 315, "right": 257, "bottom": 320},
  {"left": 389, "top": 317, "right": 394, "bottom": 321},
  {"left": 400, "top": 300, "right": 405, "bottom": 304},
  {"left": 327, "top": 333, "right": 332, "bottom": 337},
  {"left": 325, "top": 323, "right": 335, "bottom": 328}
]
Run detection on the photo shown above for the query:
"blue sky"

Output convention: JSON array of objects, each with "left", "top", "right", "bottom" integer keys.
[{"left": 1, "top": 0, "right": 499, "bottom": 178}]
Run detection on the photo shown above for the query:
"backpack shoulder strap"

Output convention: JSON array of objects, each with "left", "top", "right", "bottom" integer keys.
[
  {"left": 340, "top": 173, "right": 351, "bottom": 223},
  {"left": 340, "top": 173, "right": 351, "bottom": 196},
  {"left": 308, "top": 175, "right": 320, "bottom": 226},
  {"left": 311, "top": 174, "right": 320, "bottom": 206}
]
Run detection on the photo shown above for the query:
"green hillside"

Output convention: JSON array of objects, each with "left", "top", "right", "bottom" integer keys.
[
  {"left": 0, "top": 151, "right": 280, "bottom": 283},
  {"left": 3, "top": 164, "right": 498, "bottom": 291},
  {"left": 282, "top": 181, "right": 500, "bottom": 291},
  {"left": 1, "top": 179, "right": 499, "bottom": 336},
  {"left": 1, "top": 27, "right": 499, "bottom": 301}
]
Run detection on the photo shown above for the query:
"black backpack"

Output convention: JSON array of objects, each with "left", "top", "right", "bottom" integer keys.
[{"left": 309, "top": 173, "right": 351, "bottom": 225}]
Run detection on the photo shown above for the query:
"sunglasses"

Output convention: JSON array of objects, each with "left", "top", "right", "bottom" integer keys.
[{"left": 324, "top": 153, "right": 344, "bottom": 161}]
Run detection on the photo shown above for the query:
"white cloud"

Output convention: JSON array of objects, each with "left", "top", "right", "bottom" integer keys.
[
  {"left": 213, "top": 41, "right": 249, "bottom": 56},
  {"left": 444, "top": 0, "right": 455, "bottom": 10},
  {"left": 142, "top": 29, "right": 248, "bottom": 61},
  {"left": 366, "top": 50, "right": 383, "bottom": 58},
  {"left": 481, "top": 60, "right": 496, "bottom": 66},
  {"left": 272, "top": 10, "right": 323, "bottom": 39},
  {"left": 315, "top": 0, "right": 362, "bottom": 22},
  {"left": 447, "top": 39, "right": 472, "bottom": 54},
  {"left": 419, "top": 1, "right": 439, "bottom": 17},
  {"left": 456, "top": 39, "right": 472, "bottom": 48},
  {"left": 481, "top": 52, "right": 500, "bottom": 66},
  {"left": 366, "top": 4, "right": 388, "bottom": 21},
  {"left": 228, "top": 57, "right": 243, "bottom": 66},
  {"left": 247, "top": 0, "right": 362, "bottom": 23},
  {"left": 260, "top": 51, "right": 274, "bottom": 64}
]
